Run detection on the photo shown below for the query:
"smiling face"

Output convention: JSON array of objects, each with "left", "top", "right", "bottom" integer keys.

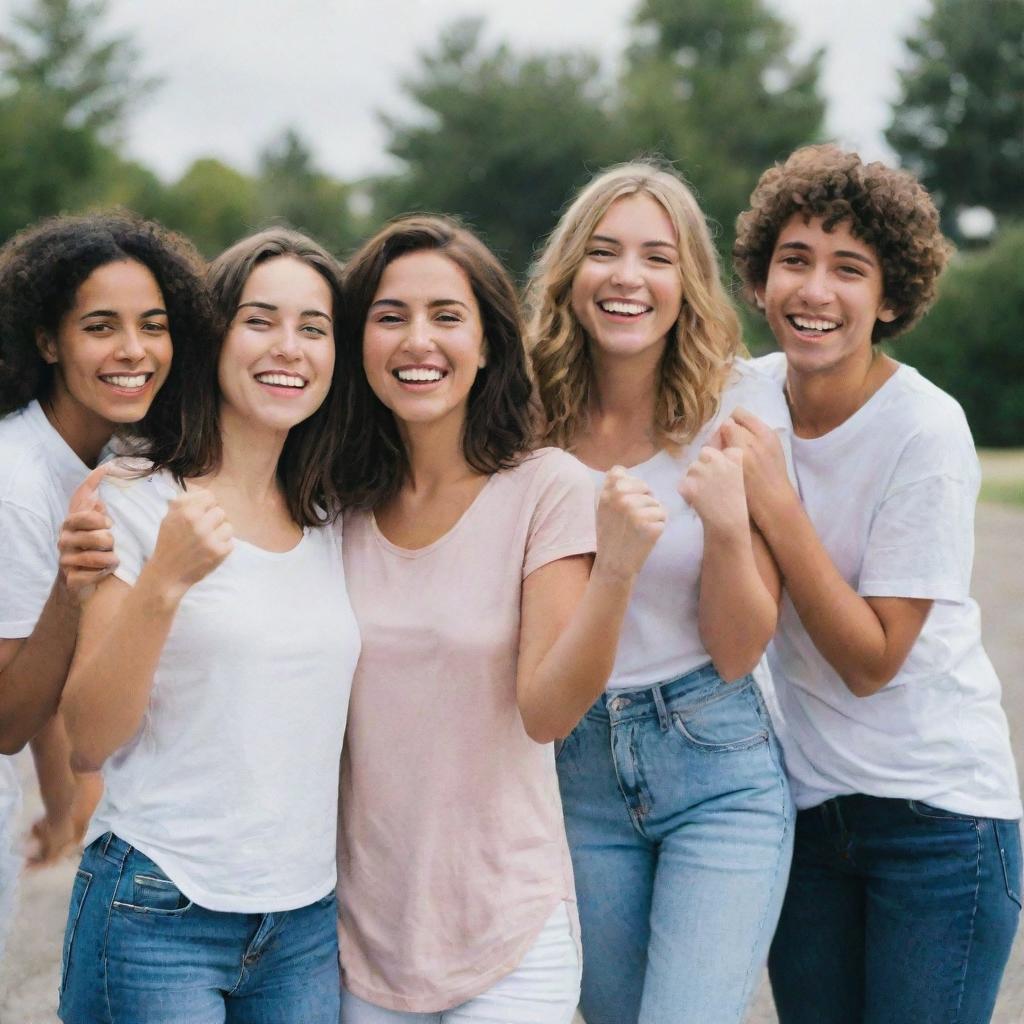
[
  {"left": 756, "top": 214, "right": 897, "bottom": 377},
  {"left": 40, "top": 259, "right": 172, "bottom": 429},
  {"left": 362, "top": 249, "right": 486, "bottom": 436},
  {"left": 570, "top": 192, "right": 683, "bottom": 369},
  {"left": 217, "top": 256, "right": 335, "bottom": 436}
]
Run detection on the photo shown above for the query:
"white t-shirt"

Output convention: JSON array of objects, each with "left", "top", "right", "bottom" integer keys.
[
  {"left": 758, "top": 352, "right": 1022, "bottom": 820},
  {"left": 85, "top": 465, "right": 361, "bottom": 912},
  {"left": 584, "top": 359, "right": 793, "bottom": 690},
  {"left": 0, "top": 400, "right": 95, "bottom": 950}
]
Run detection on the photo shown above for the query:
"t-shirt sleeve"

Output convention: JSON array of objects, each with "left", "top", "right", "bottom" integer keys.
[
  {"left": 0, "top": 500, "right": 57, "bottom": 638},
  {"left": 99, "top": 471, "right": 166, "bottom": 588},
  {"left": 522, "top": 451, "right": 597, "bottom": 580},
  {"left": 858, "top": 423, "right": 978, "bottom": 603}
]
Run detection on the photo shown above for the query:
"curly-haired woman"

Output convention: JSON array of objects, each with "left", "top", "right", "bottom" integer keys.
[
  {"left": 526, "top": 161, "right": 794, "bottom": 1024},
  {"left": 0, "top": 212, "right": 208, "bottom": 948},
  {"left": 728, "top": 144, "right": 1022, "bottom": 1023},
  {"left": 335, "top": 215, "right": 665, "bottom": 1023}
]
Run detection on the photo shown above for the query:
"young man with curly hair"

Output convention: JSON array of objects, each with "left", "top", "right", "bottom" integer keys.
[{"left": 724, "top": 144, "right": 1021, "bottom": 1023}]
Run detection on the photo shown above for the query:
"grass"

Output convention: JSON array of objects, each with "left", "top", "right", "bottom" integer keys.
[{"left": 979, "top": 449, "right": 1024, "bottom": 506}]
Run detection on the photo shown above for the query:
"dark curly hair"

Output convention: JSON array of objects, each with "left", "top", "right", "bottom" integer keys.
[
  {"left": 0, "top": 211, "right": 210, "bottom": 421},
  {"left": 338, "top": 215, "right": 535, "bottom": 510},
  {"left": 733, "top": 144, "right": 953, "bottom": 341},
  {"left": 133, "top": 228, "right": 352, "bottom": 528}
]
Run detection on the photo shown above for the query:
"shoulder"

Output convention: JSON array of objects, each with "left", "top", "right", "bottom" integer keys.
[
  {"left": 0, "top": 409, "right": 60, "bottom": 513},
  {"left": 512, "top": 447, "right": 594, "bottom": 492},
  {"left": 100, "top": 460, "right": 178, "bottom": 518},
  {"left": 718, "top": 356, "right": 790, "bottom": 429}
]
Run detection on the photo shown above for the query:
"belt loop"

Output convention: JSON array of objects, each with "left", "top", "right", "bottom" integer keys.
[
  {"left": 652, "top": 682, "right": 670, "bottom": 732},
  {"left": 102, "top": 831, "right": 114, "bottom": 855}
]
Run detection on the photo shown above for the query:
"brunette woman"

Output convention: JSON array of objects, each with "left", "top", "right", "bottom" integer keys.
[
  {"left": 57, "top": 229, "right": 359, "bottom": 1023},
  {"left": 527, "top": 162, "right": 794, "bottom": 1023},
  {"left": 334, "top": 215, "right": 664, "bottom": 1023}
]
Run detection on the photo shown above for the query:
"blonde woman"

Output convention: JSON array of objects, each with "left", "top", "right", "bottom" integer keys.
[{"left": 527, "top": 162, "right": 794, "bottom": 1024}]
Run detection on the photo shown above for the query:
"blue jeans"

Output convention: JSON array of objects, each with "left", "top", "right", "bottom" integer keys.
[
  {"left": 556, "top": 664, "right": 794, "bottom": 1024},
  {"left": 769, "top": 795, "right": 1023, "bottom": 1024},
  {"left": 58, "top": 832, "right": 341, "bottom": 1024}
]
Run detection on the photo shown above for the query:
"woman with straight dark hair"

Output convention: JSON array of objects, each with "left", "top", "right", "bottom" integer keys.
[
  {"left": 335, "top": 215, "right": 665, "bottom": 1023},
  {"left": 0, "top": 211, "right": 207, "bottom": 951},
  {"left": 57, "top": 228, "right": 360, "bottom": 1024}
]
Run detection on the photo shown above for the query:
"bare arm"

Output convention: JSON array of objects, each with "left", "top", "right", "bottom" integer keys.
[
  {"left": 516, "top": 467, "right": 666, "bottom": 744},
  {"left": 61, "top": 488, "right": 233, "bottom": 771},
  {"left": 721, "top": 409, "right": 931, "bottom": 697},
  {"left": 0, "top": 465, "right": 115, "bottom": 754}
]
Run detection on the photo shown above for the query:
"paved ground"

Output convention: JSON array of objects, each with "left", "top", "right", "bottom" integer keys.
[{"left": 2, "top": 501, "right": 1022, "bottom": 1023}]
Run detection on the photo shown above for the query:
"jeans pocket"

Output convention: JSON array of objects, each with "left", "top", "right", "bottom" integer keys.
[
  {"left": 994, "top": 819, "right": 1023, "bottom": 910},
  {"left": 671, "top": 679, "right": 769, "bottom": 752},
  {"left": 60, "top": 868, "right": 92, "bottom": 997},
  {"left": 113, "top": 870, "right": 193, "bottom": 915},
  {"left": 907, "top": 800, "right": 978, "bottom": 823}
]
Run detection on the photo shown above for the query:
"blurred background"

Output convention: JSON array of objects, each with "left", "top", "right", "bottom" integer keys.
[{"left": 0, "top": 0, "right": 1021, "bottom": 452}]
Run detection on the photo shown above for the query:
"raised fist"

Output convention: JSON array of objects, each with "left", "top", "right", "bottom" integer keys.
[
  {"left": 147, "top": 486, "right": 234, "bottom": 597},
  {"left": 593, "top": 466, "right": 667, "bottom": 583}
]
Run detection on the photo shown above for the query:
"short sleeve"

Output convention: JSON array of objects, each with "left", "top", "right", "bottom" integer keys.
[
  {"left": 858, "top": 426, "right": 978, "bottom": 602},
  {"left": 99, "top": 468, "right": 170, "bottom": 588},
  {"left": 522, "top": 450, "right": 597, "bottom": 580},
  {"left": 0, "top": 501, "right": 57, "bottom": 638}
]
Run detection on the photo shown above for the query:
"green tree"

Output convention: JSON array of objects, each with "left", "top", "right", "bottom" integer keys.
[
  {"left": 886, "top": 0, "right": 1024, "bottom": 232},
  {"left": 256, "top": 128, "right": 360, "bottom": 256},
  {"left": 163, "top": 158, "right": 257, "bottom": 257},
  {"left": 897, "top": 225, "right": 1024, "bottom": 447},
  {"left": 0, "top": 0, "right": 157, "bottom": 139},
  {"left": 375, "top": 18, "right": 625, "bottom": 277},
  {"left": 620, "top": 0, "right": 824, "bottom": 251}
]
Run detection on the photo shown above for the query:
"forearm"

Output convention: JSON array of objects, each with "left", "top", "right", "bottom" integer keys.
[
  {"left": 61, "top": 570, "right": 182, "bottom": 770},
  {"left": 519, "top": 571, "right": 633, "bottom": 744},
  {"left": 698, "top": 523, "right": 777, "bottom": 682},
  {"left": 30, "top": 717, "right": 78, "bottom": 821},
  {"left": 0, "top": 580, "right": 80, "bottom": 753},
  {"left": 757, "top": 494, "right": 898, "bottom": 695}
]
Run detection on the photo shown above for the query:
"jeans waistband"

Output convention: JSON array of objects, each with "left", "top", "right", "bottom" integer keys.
[{"left": 592, "top": 662, "right": 742, "bottom": 727}]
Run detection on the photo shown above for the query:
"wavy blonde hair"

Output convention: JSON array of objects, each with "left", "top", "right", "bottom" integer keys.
[{"left": 526, "top": 161, "right": 743, "bottom": 450}]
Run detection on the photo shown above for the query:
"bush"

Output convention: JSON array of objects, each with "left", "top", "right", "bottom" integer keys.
[{"left": 895, "top": 224, "right": 1024, "bottom": 447}]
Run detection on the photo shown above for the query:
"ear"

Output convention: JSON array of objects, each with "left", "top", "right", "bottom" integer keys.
[
  {"left": 478, "top": 340, "right": 488, "bottom": 369},
  {"left": 877, "top": 302, "right": 898, "bottom": 324},
  {"left": 753, "top": 285, "right": 766, "bottom": 311},
  {"left": 35, "top": 328, "right": 59, "bottom": 364}
]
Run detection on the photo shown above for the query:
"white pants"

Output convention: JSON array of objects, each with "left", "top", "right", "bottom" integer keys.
[{"left": 341, "top": 902, "right": 581, "bottom": 1023}]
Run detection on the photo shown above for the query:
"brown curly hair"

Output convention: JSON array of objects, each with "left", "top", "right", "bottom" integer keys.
[
  {"left": 733, "top": 145, "right": 953, "bottom": 341},
  {"left": 0, "top": 211, "right": 210, "bottom": 417}
]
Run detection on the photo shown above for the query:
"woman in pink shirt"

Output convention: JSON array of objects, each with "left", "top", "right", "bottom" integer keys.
[{"left": 334, "top": 215, "right": 665, "bottom": 1023}]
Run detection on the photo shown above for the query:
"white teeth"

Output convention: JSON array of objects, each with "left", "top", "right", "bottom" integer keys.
[
  {"left": 791, "top": 316, "right": 840, "bottom": 332},
  {"left": 102, "top": 374, "right": 148, "bottom": 389},
  {"left": 599, "top": 300, "right": 650, "bottom": 316},
  {"left": 255, "top": 373, "right": 305, "bottom": 388},
  {"left": 396, "top": 368, "right": 444, "bottom": 382}
]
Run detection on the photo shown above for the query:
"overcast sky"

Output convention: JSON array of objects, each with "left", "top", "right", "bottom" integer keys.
[{"left": 0, "top": 0, "right": 932, "bottom": 183}]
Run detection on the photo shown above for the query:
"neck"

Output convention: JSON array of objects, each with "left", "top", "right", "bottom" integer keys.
[
  {"left": 40, "top": 392, "right": 112, "bottom": 468},
  {"left": 398, "top": 412, "right": 475, "bottom": 494},
  {"left": 589, "top": 349, "right": 660, "bottom": 433},
  {"left": 204, "top": 403, "right": 288, "bottom": 501},
  {"left": 785, "top": 347, "right": 896, "bottom": 438}
]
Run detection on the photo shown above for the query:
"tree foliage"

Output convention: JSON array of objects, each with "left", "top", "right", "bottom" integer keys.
[
  {"left": 374, "top": 18, "right": 625, "bottom": 277},
  {"left": 619, "top": 0, "right": 825, "bottom": 250},
  {"left": 886, "top": 0, "right": 1024, "bottom": 230}
]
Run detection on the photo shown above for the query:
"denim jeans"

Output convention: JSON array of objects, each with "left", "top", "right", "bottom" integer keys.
[
  {"left": 769, "top": 795, "right": 1023, "bottom": 1024},
  {"left": 58, "top": 832, "right": 341, "bottom": 1024},
  {"left": 556, "top": 663, "right": 794, "bottom": 1024}
]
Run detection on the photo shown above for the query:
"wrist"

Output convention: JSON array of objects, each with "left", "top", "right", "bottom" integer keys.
[
  {"left": 135, "top": 565, "right": 188, "bottom": 613},
  {"left": 589, "top": 558, "right": 639, "bottom": 591}
]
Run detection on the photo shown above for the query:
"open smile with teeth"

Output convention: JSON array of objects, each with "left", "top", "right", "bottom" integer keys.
[
  {"left": 255, "top": 372, "right": 307, "bottom": 388},
  {"left": 788, "top": 315, "right": 841, "bottom": 334},
  {"left": 99, "top": 373, "right": 152, "bottom": 390},
  {"left": 394, "top": 367, "right": 447, "bottom": 383},
  {"left": 598, "top": 300, "right": 652, "bottom": 317}
]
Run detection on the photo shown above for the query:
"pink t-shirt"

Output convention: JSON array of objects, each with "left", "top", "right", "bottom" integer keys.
[{"left": 337, "top": 447, "right": 596, "bottom": 1012}]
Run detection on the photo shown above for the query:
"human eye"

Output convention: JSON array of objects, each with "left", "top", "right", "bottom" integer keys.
[
  {"left": 837, "top": 264, "right": 866, "bottom": 278},
  {"left": 83, "top": 321, "right": 114, "bottom": 334},
  {"left": 142, "top": 319, "right": 168, "bottom": 333},
  {"left": 648, "top": 253, "right": 675, "bottom": 265},
  {"left": 435, "top": 310, "right": 463, "bottom": 324},
  {"left": 373, "top": 311, "right": 404, "bottom": 325},
  {"left": 243, "top": 315, "right": 272, "bottom": 328},
  {"left": 778, "top": 254, "right": 806, "bottom": 268},
  {"left": 587, "top": 246, "right": 615, "bottom": 259}
]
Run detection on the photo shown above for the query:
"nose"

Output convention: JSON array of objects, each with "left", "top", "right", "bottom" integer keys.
[
  {"left": 797, "top": 265, "right": 834, "bottom": 306},
  {"left": 610, "top": 253, "right": 643, "bottom": 290},
  {"left": 115, "top": 328, "right": 146, "bottom": 362},
  {"left": 270, "top": 326, "right": 303, "bottom": 360},
  {"left": 404, "top": 315, "right": 436, "bottom": 354}
]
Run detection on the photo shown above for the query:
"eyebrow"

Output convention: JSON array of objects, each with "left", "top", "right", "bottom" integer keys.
[
  {"left": 590, "top": 234, "right": 676, "bottom": 250},
  {"left": 237, "top": 300, "right": 332, "bottom": 321},
  {"left": 369, "top": 298, "right": 471, "bottom": 311},
  {"left": 81, "top": 307, "right": 167, "bottom": 320},
  {"left": 778, "top": 241, "right": 876, "bottom": 267}
]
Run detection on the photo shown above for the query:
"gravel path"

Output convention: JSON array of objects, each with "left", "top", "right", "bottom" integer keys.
[{"left": 2, "top": 502, "right": 1022, "bottom": 1023}]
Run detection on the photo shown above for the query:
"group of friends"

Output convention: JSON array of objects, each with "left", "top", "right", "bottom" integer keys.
[{"left": 0, "top": 142, "right": 1020, "bottom": 1024}]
